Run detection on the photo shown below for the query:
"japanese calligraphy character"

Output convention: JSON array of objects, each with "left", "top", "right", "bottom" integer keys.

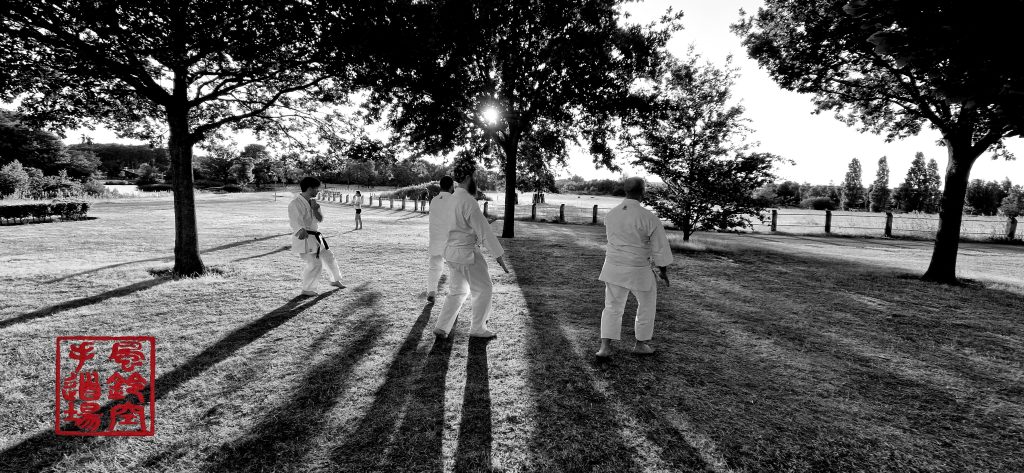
[
  {"left": 63, "top": 402, "right": 102, "bottom": 432},
  {"left": 68, "top": 341, "right": 95, "bottom": 374},
  {"left": 108, "top": 403, "right": 148, "bottom": 432},
  {"left": 107, "top": 372, "right": 149, "bottom": 403},
  {"left": 108, "top": 340, "right": 147, "bottom": 372}
]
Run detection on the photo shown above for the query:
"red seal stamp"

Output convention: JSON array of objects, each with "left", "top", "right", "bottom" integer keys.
[{"left": 55, "top": 336, "right": 156, "bottom": 436}]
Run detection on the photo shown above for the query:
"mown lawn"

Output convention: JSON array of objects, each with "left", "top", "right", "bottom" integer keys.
[{"left": 1, "top": 192, "right": 1022, "bottom": 472}]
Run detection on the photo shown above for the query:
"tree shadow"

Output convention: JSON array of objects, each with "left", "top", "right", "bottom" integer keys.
[
  {"left": 0, "top": 276, "right": 171, "bottom": 330},
  {"left": 504, "top": 240, "right": 708, "bottom": 472},
  {"left": 508, "top": 227, "right": 1024, "bottom": 472},
  {"left": 46, "top": 232, "right": 291, "bottom": 283},
  {"left": 326, "top": 304, "right": 451, "bottom": 470},
  {"left": 230, "top": 245, "right": 290, "bottom": 263},
  {"left": 453, "top": 337, "right": 493, "bottom": 472},
  {"left": 0, "top": 293, "right": 333, "bottom": 472}
]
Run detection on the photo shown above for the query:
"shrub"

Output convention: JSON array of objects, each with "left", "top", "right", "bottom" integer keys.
[
  {"left": 801, "top": 197, "right": 837, "bottom": 211},
  {"left": 221, "top": 184, "right": 246, "bottom": 193},
  {"left": 139, "top": 183, "right": 173, "bottom": 192},
  {"left": 0, "top": 160, "right": 31, "bottom": 198},
  {"left": 83, "top": 180, "right": 106, "bottom": 196},
  {"left": 0, "top": 201, "right": 89, "bottom": 224},
  {"left": 193, "top": 179, "right": 222, "bottom": 189}
]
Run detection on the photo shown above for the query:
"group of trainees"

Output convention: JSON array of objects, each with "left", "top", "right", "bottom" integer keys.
[{"left": 287, "top": 164, "right": 672, "bottom": 358}]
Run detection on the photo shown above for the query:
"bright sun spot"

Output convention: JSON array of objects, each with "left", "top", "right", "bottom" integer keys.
[{"left": 482, "top": 107, "right": 500, "bottom": 124}]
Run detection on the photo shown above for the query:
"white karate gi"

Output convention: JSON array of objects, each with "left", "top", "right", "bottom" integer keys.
[
  {"left": 435, "top": 188, "right": 504, "bottom": 334},
  {"left": 598, "top": 198, "right": 673, "bottom": 341},
  {"left": 288, "top": 194, "right": 343, "bottom": 293},
  {"left": 426, "top": 191, "right": 453, "bottom": 293}
]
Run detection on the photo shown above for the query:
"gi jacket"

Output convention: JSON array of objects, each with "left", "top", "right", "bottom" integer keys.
[
  {"left": 288, "top": 194, "right": 320, "bottom": 254},
  {"left": 599, "top": 198, "right": 673, "bottom": 292},
  {"left": 428, "top": 191, "right": 453, "bottom": 256},
  {"left": 443, "top": 188, "right": 504, "bottom": 265}
]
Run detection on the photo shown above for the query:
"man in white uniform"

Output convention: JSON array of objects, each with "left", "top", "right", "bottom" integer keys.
[
  {"left": 425, "top": 176, "right": 455, "bottom": 303},
  {"left": 596, "top": 177, "right": 672, "bottom": 358},
  {"left": 289, "top": 176, "right": 345, "bottom": 296},
  {"left": 433, "top": 160, "right": 509, "bottom": 338}
]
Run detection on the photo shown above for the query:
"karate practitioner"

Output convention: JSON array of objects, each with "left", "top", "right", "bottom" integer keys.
[
  {"left": 289, "top": 176, "right": 345, "bottom": 296},
  {"left": 433, "top": 160, "right": 509, "bottom": 338},
  {"left": 425, "top": 176, "right": 455, "bottom": 303},
  {"left": 596, "top": 177, "right": 672, "bottom": 358}
]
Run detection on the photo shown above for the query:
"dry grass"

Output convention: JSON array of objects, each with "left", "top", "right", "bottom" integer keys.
[{"left": 1, "top": 192, "right": 1022, "bottom": 472}]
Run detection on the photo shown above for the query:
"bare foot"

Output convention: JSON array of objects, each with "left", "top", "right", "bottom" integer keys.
[
  {"left": 632, "top": 342, "right": 655, "bottom": 355},
  {"left": 596, "top": 341, "right": 613, "bottom": 358}
]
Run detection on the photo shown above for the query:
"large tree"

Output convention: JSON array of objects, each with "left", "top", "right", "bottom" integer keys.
[
  {"left": 735, "top": 0, "right": 1024, "bottom": 283},
  {"left": 0, "top": 1, "right": 391, "bottom": 276},
  {"left": 377, "top": 0, "right": 679, "bottom": 237},
  {"left": 626, "top": 53, "right": 784, "bottom": 241}
]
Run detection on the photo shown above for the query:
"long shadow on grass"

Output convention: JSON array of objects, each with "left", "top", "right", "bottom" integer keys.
[
  {"left": 504, "top": 240, "right": 708, "bottom": 472},
  {"left": 453, "top": 337, "right": 493, "bottom": 472},
  {"left": 510, "top": 229, "right": 1024, "bottom": 472},
  {"left": 0, "top": 293, "right": 333, "bottom": 472},
  {"left": 203, "top": 287, "right": 386, "bottom": 471},
  {"left": 326, "top": 304, "right": 452, "bottom": 471},
  {"left": 0, "top": 276, "right": 170, "bottom": 330},
  {"left": 45, "top": 232, "right": 290, "bottom": 283}
]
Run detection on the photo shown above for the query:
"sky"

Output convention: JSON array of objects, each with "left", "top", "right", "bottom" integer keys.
[{"left": 53, "top": 0, "right": 1024, "bottom": 187}]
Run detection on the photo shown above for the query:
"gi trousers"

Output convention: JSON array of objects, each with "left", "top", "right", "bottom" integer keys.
[
  {"left": 434, "top": 249, "right": 492, "bottom": 334},
  {"left": 425, "top": 254, "right": 445, "bottom": 294},
  {"left": 300, "top": 249, "right": 342, "bottom": 293},
  {"left": 600, "top": 282, "right": 657, "bottom": 341}
]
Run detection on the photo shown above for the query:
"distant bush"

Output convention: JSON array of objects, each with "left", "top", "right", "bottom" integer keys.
[
  {"left": 103, "top": 180, "right": 134, "bottom": 185},
  {"left": 139, "top": 183, "right": 173, "bottom": 192},
  {"left": 0, "top": 200, "right": 89, "bottom": 224},
  {"left": 0, "top": 160, "right": 31, "bottom": 198},
  {"left": 379, "top": 182, "right": 441, "bottom": 200},
  {"left": 83, "top": 180, "right": 106, "bottom": 196},
  {"left": 221, "top": 184, "right": 248, "bottom": 193},
  {"left": 193, "top": 179, "right": 222, "bottom": 189},
  {"left": 801, "top": 197, "right": 837, "bottom": 211}
]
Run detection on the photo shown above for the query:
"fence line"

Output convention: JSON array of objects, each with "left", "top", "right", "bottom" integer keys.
[{"left": 314, "top": 191, "right": 1021, "bottom": 242}]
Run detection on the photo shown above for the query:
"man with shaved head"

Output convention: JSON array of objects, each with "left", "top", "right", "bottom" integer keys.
[{"left": 596, "top": 177, "right": 673, "bottom": 358}]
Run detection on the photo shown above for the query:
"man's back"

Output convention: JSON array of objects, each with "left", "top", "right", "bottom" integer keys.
[
  {"left": 445, "top": 188, "right": 503, "bottom": 261},
  {"left": 428, "top": 191, "right": 453, "bottom": 256},
  {"left": 604, "top": 199, "right": 663, "bottom": 268}
]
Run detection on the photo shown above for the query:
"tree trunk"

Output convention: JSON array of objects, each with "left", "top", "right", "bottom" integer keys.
[
  {"left": 921, "top": 139, "right": 981, "bottom": 284},
  {"left": 167, "top": 104, "right": 205, "bottom": 277},
  {"left": 501, "top": 138, "right": 518, "bottom": 238}
]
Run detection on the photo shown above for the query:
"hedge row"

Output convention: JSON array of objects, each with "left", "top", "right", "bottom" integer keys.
[{"left": 0, "top": 201, "right": 90, "bottom": 225}]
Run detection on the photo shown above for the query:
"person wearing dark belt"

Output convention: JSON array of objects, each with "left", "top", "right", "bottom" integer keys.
[{"left": 289, "top": 176, "right": 345, "bottom": 296}]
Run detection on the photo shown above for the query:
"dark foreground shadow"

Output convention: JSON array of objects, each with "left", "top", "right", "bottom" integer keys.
[
  {"left": 326, "top": 304, "right": 452, "bottom": 471},
  {"left": 507, "top": 225, "right": 1024, "bottom": 472},
  {"left": 0, "top": 294, "right": 332, "bottom": 472},
  {"left": 453, "top": 337, "right": 493, "bottom": 472},
  {"left": 0, "top": 277, "right": 171, "bottom": 330}
]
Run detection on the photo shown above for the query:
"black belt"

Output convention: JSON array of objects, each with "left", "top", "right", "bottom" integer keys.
[{"left": 305, "top": 230, "right": 329, "bottom": 258}]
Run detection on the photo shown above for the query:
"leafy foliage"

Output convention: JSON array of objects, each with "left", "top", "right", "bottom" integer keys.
[
  {"left": 625, "top": 52, "right": 783, "bottom": 240},
  {"left": 840, "top": 158, "right": 865, "bottom": 210},
  {"left": 869, "top": 156, "right": 891, "bottom": 212}
]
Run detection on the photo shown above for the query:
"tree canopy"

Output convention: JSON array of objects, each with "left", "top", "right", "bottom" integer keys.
[{"left": 734, "top": 0, "right": 1024, "bottom": 283}]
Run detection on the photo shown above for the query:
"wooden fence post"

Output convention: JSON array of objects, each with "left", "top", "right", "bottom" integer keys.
[
  {"left": 592, "top": 205, "right": 599, "bottom": 224},
  {"left": 825, "top": 210, "right": 832, "bottom": 234},
  {"left": 771, "top": 210, "right": 778, "bottom": 232},
  {"left": 401, "top": 197, "right": 406, "bottom": 210},
  {"left": 885, "top": 212, "right": 893, "bottom": 238},
  {"left": 483, "top": 201, "right": 488, "bottom": 217},
  {"left": 345, "top": 195, "right": 349, "bottom": 204},
  {"left": 559, "top": 204, "right": 565, "bottom": 223},
  {"left": 531, "top": 203, "right": 536, "bottom": 220},
  {"left": 1007, "top": 216, "right": 1018, "bottom": 240},
  {"left": 390, "top": 197, "right": 394, "bottom": 209},
  {"left": 414, "top": 199, "right": 418, "bottom": 212}
]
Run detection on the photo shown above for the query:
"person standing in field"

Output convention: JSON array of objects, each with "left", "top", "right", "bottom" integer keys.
[
  {"left": 596, "top": 177, "right": 672, "bottom": 358},
  {"left": 353, "top": 190, "right": 364, "bottom": 230},
  {"left": 289, "top": 176, "right": 345, "bottom": 296},
  {"left": 433, "top": 159, "right": 509, "bottom": 339},
  {"left": 425, "top": 176, "right": 455, "bottom": 304}
]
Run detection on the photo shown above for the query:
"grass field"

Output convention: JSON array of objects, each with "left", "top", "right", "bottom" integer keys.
[{"left": 1, "top": 192, "right": 1023, "bottom": 472}]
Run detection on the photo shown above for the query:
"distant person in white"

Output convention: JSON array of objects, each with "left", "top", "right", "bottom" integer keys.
[
  {"left": 433, "top": 160, "right": 509, "bottom": 338},
  {"left": 596, "top": 177, "right": 672, "bottom": 357},
  {"left": 289, "top": 176, "right": 345, "bottom": 296},
  {"left": 425, "top": 176, "right": 455, "bottom": 303},
  {"left": 353, "top": 190, "right": 364, "bottom": 230}
]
